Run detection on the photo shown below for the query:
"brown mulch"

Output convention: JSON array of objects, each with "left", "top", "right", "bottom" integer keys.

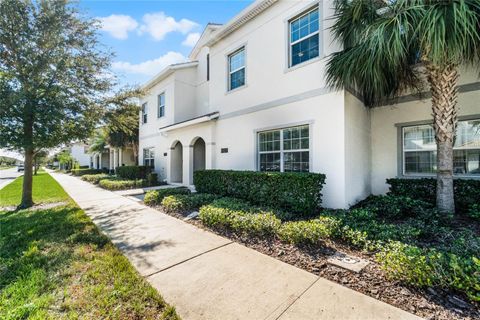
[{"left": 159, "top": 208, "right": 480, "bottom": 320}]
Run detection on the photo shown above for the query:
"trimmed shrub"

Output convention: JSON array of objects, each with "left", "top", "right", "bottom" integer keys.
[
  {"left": 199, "top": 205, "right": 281, "bottom": 237},
  {"left": 376, "top": 241, "right": 480, "bottom": 302},
  {"left": 71, "top": 168, "right": 106, "bottom": 176},
  {"left": 468, "top": 204, "right": 480, "bottom": 220},
  {"left": 143, "top": 187, "right": 191, "bottom": 206},
  {"left": 386, "top": 178, "right": 480, "bottom": 213},
  {"left": 98, "top": 178, "right": 147, "bottom": 190},
  {"left": 355, "top": 195, "right": 433, "bottom": 220},
  {"left": 161, "top": 193, "right": 219, "bottom": 213},
  {"left": 278, "top": 217, "right": 340, "bottom": 245},
  {"left": 116, "top": 166, "right": 152, "bottom": 180},
  {"left": 81, "top": 173, "right": 111, "bottom": 184},
  {"left": 147, "top": 172, "right": 158, "bottom": 186},
  {"left": 194, "top": 170, "right": 326, "bottom": 214}
]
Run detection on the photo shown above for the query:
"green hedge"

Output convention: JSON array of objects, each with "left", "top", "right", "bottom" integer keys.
[
  {"left": 143, "top": 187, "right": 191, "bottom": 206},
  {"left": 71, "top": 168, "right": 106, "bottom": 176},
  {"left": 194, "top": 170, "right": 326, "bottom": 214},
  {"left": 98, "top": 178, "right": 147, "bottom": 190},
  {"left": 386, "top": 178, "right": 480, "bottom": 213},
  {"left": 81, "top": 173, "right": 111, "bottom": 184},
  {"left": 161, "top": 193, "right": 219, "bottom": 213},
  {"left": 116, "top": 166, "right": 152, "bottom": 180}
]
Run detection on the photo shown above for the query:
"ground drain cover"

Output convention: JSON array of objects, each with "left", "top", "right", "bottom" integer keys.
[
  {"left": 327, "top": 251, "right": 369, "bottom": 273},
  {"left": 184, "top": 211, "right": 199, "bottom": 221}
]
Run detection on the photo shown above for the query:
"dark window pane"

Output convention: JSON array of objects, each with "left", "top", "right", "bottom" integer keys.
[
  {"left": 291, "top": 34, "right": 319, "bottom": 66},
  {"left": 230, "top": 68, "right": 245, "bottom": 90},
  {"left": 453, "top": 149, "right": 480, "bottom": 175}
]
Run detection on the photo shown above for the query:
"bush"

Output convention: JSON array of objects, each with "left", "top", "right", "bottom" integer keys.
[
  {"left": 143, "top": 187, "right": 190, "bottom": 206},
  {"left": 278, "top": 217, "right": 340, "bottom": 245},
  {"left": 98, "top": 178, "right": 147, "bottom": 190},
  {"left": 387, "top": 178, "right": 480, "bottom": 213},
  {"left": 199, "top": 205, "right": 281, "bottom": 237},
  {"left": 468, "top": 204, "right": 480, "bottom": 220},
  {"left": 376, "top": 241, "right": 480, "bottom": 302},
  {"left": 81, "top": 173, "right": 111, "bottom": 184},
  {"left": 71, "top": 168, "right": 106, "bottom": 176},
  {"left": 147, "top": 172, "right": 158, "bottom": 186},
  {"left": 194, "top": 170, "right": 326, "bottom": 214},
  {"left": 356, "top": 195, "right": 433, "bottom": 220},
  {"left": 161, "top": 193, "right": 219, "bottom": 213},
  {"left": 116, "top": 166, "right": 152, "bottom": 180}
]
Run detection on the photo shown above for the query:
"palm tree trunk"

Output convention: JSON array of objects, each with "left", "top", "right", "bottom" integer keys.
[{"left": 426, "top": 63, "right": 459, "bottom": 214}]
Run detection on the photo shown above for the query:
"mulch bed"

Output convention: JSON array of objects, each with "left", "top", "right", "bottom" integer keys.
[{"left": 158, "top": 207, "right": 479, "bottom": 320}]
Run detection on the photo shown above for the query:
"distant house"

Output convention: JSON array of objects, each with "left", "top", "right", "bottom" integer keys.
[
  {"left": 69, "top": 142, "right": 91, "bottom": 168},
  {"left": 90, "top": 145, "right": 136, "bottom": 171},
  {"left": 138, "top": 0, "right": 480, "bottom": 208}
]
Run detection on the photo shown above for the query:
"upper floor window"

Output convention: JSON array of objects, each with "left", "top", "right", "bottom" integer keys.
[
  {"left": 141, "top": 102, "right": 148, "bottom": 124},
  {"left": 258, "top": 125, "right": 310, "bottom": 172},
  {"left": 228, "top": 47, "right": 245, "bottom": 91},
  {"left": 402, "top": 119, "right": 480, "bottom": 176},
  {"left": 289, "top": 7, "right": 320, "bottom": 67},
  {"left": 157, "top": 93, "right": 165, "bottom": 118},
  {"left": 207, "top": 53, "right": 210, "bottom": 81}
]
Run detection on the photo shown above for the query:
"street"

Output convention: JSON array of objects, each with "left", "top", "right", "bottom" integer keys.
[{"left": 0, "top": 167, "right": 23, "bottom": 190}]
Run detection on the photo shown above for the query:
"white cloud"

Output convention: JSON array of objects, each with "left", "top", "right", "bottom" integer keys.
[
  {"left": 112, "top": 52, "right": 187, "bottom": 76},
  {"left": 98, "top": 14, "right": 138, "bottom": 40},
  {"left": 182, "top": 32, "right": 201, "bottom": 47},
  {"left": 139, "top": 12, "right": 198, "bottom": 41}
]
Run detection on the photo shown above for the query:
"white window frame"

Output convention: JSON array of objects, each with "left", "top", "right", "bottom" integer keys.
[
  {"left": 143, "top": 147, "right": 155, "bottom": 168},
  {"left": 401, "top": 119, "right": 480, "bottom": 177},
  {"left": 157, "top": 93, "right": 165, "bottom": 118},
  {"left": 141, "top": 102, "right": 148, "bottom": 124},
  {"left": 257, "top": 125, "right": 310, "bottom": 173},
  {"left": 288, "top": 5, "right": 321, "bottom": 68},
  {"left": 227, "top": 47, "right": 246, "bottom": 91}
]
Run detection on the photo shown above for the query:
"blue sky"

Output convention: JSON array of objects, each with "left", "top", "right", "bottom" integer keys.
[{"left": 79, "top": 0, "right": 254, "bottom": 86}]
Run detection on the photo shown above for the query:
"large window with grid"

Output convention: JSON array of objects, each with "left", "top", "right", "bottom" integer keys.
[
  {"left": 157, "top": 93, "right": 165, "bottom": 118},
  {"left": 228, "top": 47, "right": 245, "bottom": 91},
  {"left": 402, "top": 119, "right": 480, "bottom": 176},
  {"left": 143, "top": 148, "right": 155, "bottom": 168},
  {"left": 289, "top": 7, "right": 320, "bottom": 67},
  {"left": 258, "top": 125, "right": 310, "bottom": 172}
]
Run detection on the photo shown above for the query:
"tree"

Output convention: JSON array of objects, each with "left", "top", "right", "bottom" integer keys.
[
  {"left": 33, "top": 150, "right": 48, "bottom": 175},
  {"left": 103, "top": 87, "right": 142, "bottom": 163},
  {"left": 57, "top": 150, "right": 74, "bottom": 171},
  {"left": 0, "top": 0, "right": 112, "bottom": 208},
  {"left": 326, "top": 0, "right": 480, "bottom": 213}
]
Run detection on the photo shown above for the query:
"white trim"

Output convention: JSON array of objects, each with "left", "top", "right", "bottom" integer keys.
[
  {"left": 159, "top": 112, "right": 220, "bottom": 133},
  {"left": 141, "top": 61, "right": 198, "bottom": 91}
]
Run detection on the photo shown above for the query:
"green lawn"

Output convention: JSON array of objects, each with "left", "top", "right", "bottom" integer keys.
[
  {"left": 0, "top": 171, "right": 68, "bottom": 206},
  {"left": 0, "top": 172, "right": 179, "bottom": 319}
]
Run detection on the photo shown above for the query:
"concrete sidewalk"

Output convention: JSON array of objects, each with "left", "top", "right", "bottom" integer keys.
[{"left": 50, "top": 171, "right": 421, "bottom": 320}]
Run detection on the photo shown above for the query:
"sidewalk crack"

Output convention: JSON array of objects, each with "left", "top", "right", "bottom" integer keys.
[{"left": 143, "top": 241, "right": 234, "bottom": 278}]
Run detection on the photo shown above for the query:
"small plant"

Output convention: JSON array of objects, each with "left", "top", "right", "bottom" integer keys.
[
  {"left": 147, "top": 172, "right": 158, "bottom": 186},
  {"left": 356, "top": 195, "right": 432, "bottom": 220},
  {"left": 143, "top": 187, "right": 191, "bottom": 206},
  {"left": 81, "top": 173, "right": 110, "bottom": 184},
  {"left": 98, "top": 178, "right": 147, "bottom": 190},
  {"left": 278, "top": 217, "right": 340, "bottom": 245},
  {"left": 116, "top": 165, "right": 152, "bottom": 180},
  {"left": 161, "top": 193, "right": 218, "bottom": 213},
  {"left": 468, "top": 204, "right": 480, "bottom": 220},
  {"left": 71, "top": 168, "right": 106, "bottom": 176}
]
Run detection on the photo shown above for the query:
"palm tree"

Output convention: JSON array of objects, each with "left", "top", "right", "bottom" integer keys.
[
  {"left": 326, "top": 0, "right": 480, "bottom": 213},
  {"left": 88, "top": 129, "right": 108, "bottom": 154}
]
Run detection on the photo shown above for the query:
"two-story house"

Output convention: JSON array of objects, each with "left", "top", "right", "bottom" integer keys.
[{"left": 139, "top": 0, "right": 480, "bottom": 209}]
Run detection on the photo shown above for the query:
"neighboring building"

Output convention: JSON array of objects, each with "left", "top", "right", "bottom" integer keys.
[
  {"left": 138, "top": 0, "right": 480, "bottom": 208},
  {"left": 70, "top": 142, "right": 91, "bottom": 167},
  {"left": 90, "top": 146, "right": 136, "bottom": 171}
]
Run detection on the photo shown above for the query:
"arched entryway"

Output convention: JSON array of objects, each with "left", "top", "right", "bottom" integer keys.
[
  {"left": 192, "top": 137, "right": 206, "bottom": 173},
  {"left": 171, "top": 141, "right": 183, "bottom": 183}
]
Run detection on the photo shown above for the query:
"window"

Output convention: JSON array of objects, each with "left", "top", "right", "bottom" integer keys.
[
  {"left": 141, "top": 102, "right": 148, "bottom": 124},
  {"left": 157, "top": 93, "right": 165, "bottom": 118},
  {"left": 228, "top": 47, "right": 245, "bottom": 91},
  {"left": 207, "top": 53, "right": 210, "bottom": 81},
  {"left": 258, "top": 125, "right": 310, "bottom": 172},
  {"left": 143, "top": 148, "right": 155, "bottom": 168},
  {"left": 289, "top": 7, "right": 320, "bottom": 67},
  {"left": 402, "top": 119, "right": 480, "bottom": 176}
]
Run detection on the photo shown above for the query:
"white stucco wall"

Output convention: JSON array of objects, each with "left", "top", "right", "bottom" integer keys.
[
  {"left": 344, "top": 92, "right": 371, "bottom": 205},
  {"left": 70, "top": 143, "right": 90, "bottom": 167}
]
